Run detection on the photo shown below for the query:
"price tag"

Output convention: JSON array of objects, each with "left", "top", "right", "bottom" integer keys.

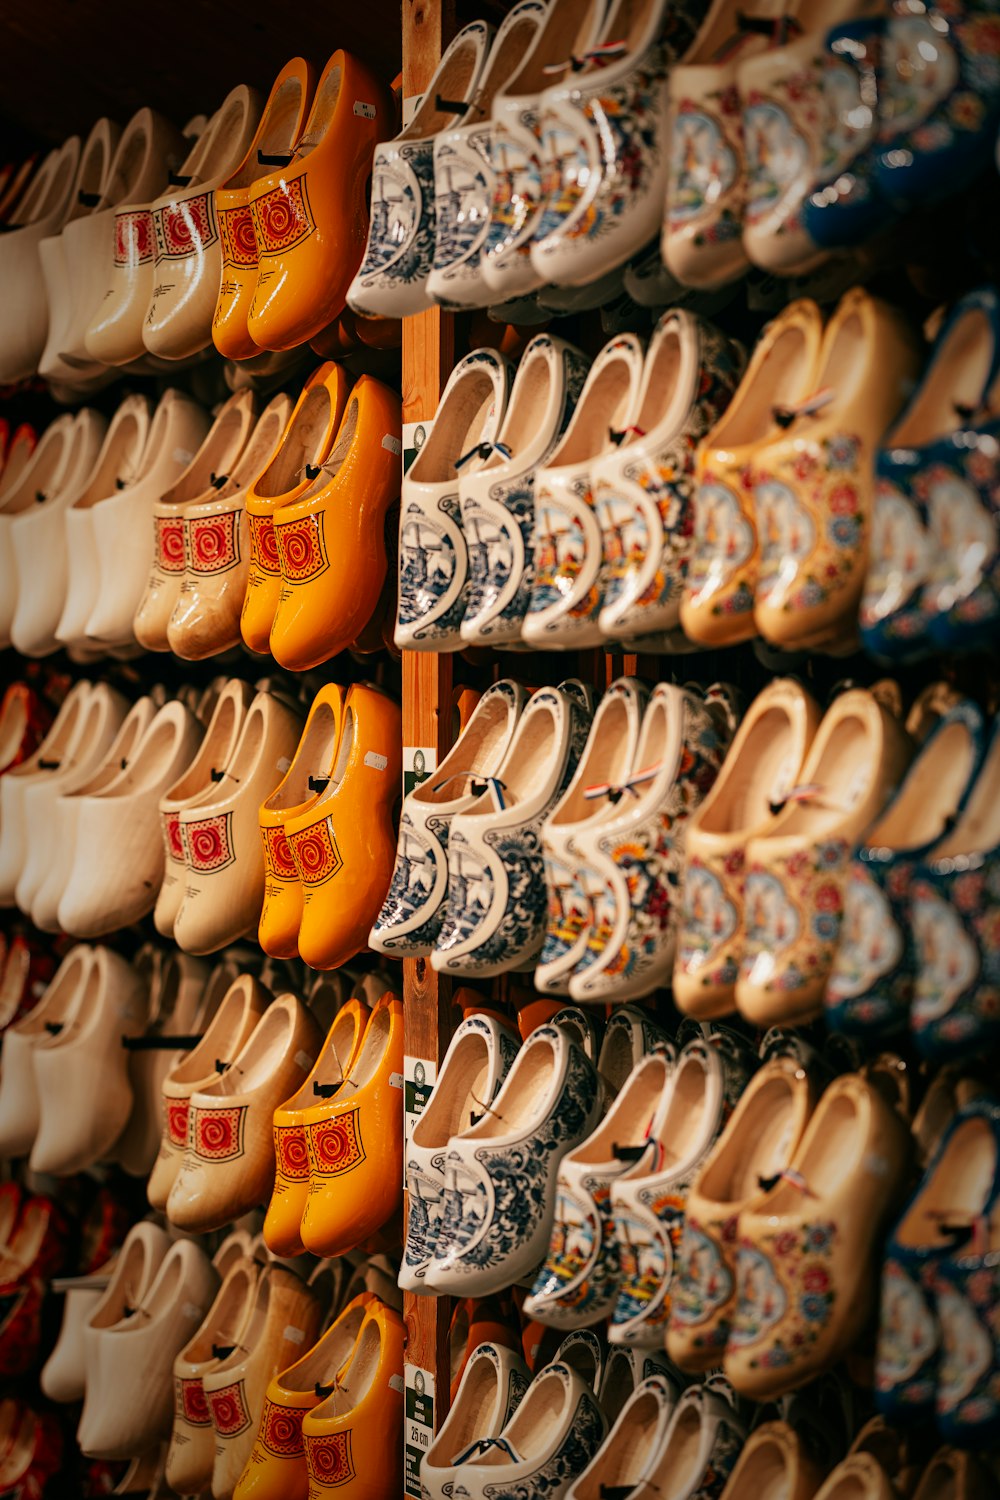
[{"left": 404, "top": 1363, "right": 435, "bottom": 1498}]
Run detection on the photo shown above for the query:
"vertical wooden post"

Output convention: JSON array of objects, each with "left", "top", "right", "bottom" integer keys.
[{"left": 401, "top": 0, "right": 456, "bottom": 1487}]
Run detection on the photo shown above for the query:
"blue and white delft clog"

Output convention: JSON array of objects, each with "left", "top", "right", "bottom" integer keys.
[
  {"left": 427, "top": 1021, "right": 603, "bottom": 1298},
  {"left": 432, "top": 681, "right": 593, "bottom": 978},
  {"left": 371, "top": 680, "right": 526, "bottom": 956},
  {"left": 825, "top": 698, "right": 987, "bottom": 1041},
  {"left": 400, "top": 1013, "right": 520, "bottom": 1293},
  {"left": 566, "top": 1373, "right": 679, "bottom": 1500},
  {"left": 420, "top": 1340, "right": 532, "bottom": 1500},
  {"left": 596, "top": 1002, "right": 675, "bottom": 1094}
]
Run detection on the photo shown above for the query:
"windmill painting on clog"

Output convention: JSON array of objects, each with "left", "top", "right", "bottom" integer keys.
[
  {"left": 593, "top": 311, "right": 743, "bottom": 648},
  {"left": 347, "top": 23, "right": 492, "bottom": 319},
  {"left": 394, "top": 350, "right": 514, "bottom": 651}
]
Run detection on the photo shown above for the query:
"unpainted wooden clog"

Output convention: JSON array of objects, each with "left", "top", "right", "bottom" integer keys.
[
  {"left": 0, "top": 412, "right": 79, "bottom": 650},
  {"left": 717, "top": 1419, "right": 825, "bottom": 1500},
  {"left": 0, "top": 136, "right": 82, "bottom": 384}
]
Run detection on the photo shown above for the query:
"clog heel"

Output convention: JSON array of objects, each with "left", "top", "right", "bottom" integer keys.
[
  {"left": 233, "top": 1292, "right": 374, "bottom": 1500},
  {"left": 258, "top": 684, "right": 346, "bottom": 959},
  {"left": 681, "top": 298, "right": 824, "bottom": 647},
  {"left": 264, "top": 995, "right": 370, "bottom": 1258},
  {"left": 212, "top": 58, "right": 316, "bottom": 362},
  {"left": 285, "top": 682, "right": 401, "bottom": 972},
  {"left": 735, "top": 687, "right": 913, "bottom": 1027},
  {"left": 246, "top": 50, "right": 391, "bottom": 352},
  {"left": 168, "top": 393, "right": 293, "bottom": 661},
  {"left": 134, "top": 389, "right": 258, "bottom": 651},
  {"left": 751, "top": 287, "right": 922, "bottom": 654},
  {"left": 299, "top": 992, "right": 404, "bottom": 1258},
  {"left": 301, "top": 1301, "right": 405, "bottom": 1500},
  {"left": 270, "top": 375, "right": 402, "bottom": 670},
  {"left": 675, "top": 678, "right": 821, "bottom": 1019},
  {"left": 241, "top": 361, "right": 350, "bottom": 654}
]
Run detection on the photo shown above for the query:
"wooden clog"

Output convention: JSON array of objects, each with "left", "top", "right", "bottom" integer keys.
[
  {"left": 717, "top": 1419, "right": 825, "bottom": 1500},
  {"left": 0, "top": 136, "right": 82, "bottom": 384},
  {"left": 0, "top": 412, "right": 79, "bottom": 651},
  {"left": 0, "top": 945, "right": 94, "bottom": 1159},
  {"left": 422, "top": 1340, "right": 532, "bottom": 1500}
]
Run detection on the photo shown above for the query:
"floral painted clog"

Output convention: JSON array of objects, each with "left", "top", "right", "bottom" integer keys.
[
  {"left": 372, "top": 680, "right": 526, "bottom": 957},
  {"left": 395, "top": 349, "right": 514, "bottom": 650},
  {"left": 241, "top": 362, "right": 351, "bottom": 655},
  {"left": 402, "top": 1013, "right": 520, "bottom": 1292},
  {"left": 298, "top": 992, "right": 404, "bottom": 1259},
  {"left": 347, "top": 24, "right": 492, "bottom": 319},
  {"left": 523, "top": 334, "right": 647, "bottom": 649},
  {"left": 269, "top": 375, "right": 401, "bottom": 670},
  {"left": 608, "top": 1026, "right": 757, "bottom": 1348},
  {"left": 264, "top": 996, "right": 370, "bottom": 1258},
  {"left": 735, "top": 687, "right": 913, "bottom": 1027},
  {"left": 245, "top": 50, "right": 391, "bottom": 352},
  {"left": 211, "top": 57, "right": 315, "bottom": 361},
  {"left": 300, "top": 1301, "right": 404, "bottom": 1500},
  {"left": 284, "top": 682, "right": 401, "bottom": 973},
  {"left": 450, "top": 1361, "right": 607, "bottom": 1500},
  {"left": 421, "top": 1341, "right": 531, "bottom": 1500},
  {"left": 667, "top": 1054, "right": 820, "bottom": 1373},
  {"left": 525, "top": 1050, "right": 675, "bottom": 1330},
  {"left": 460, "top": 333, "right": 591, "bottom": 646},
  {"left": 428, "top": 1022, "right": 602, "bottom": 1298},
  {"left": 725, "top": 1072, "right": 911, "bottom": 1401},
  {"left": 751, "top": 287, "right": 922, "bottom": 653},
  {"left": 682, "top": 298, "right": 824, "bottom": 646},
  {"left": 427, "top": 3, "right": 548, "bottom": 311},
  {"left": 826, "top": 699, "right": 987, "bottom": 1040},
  {"left": 876, "top": 1097, "right": 1000, "bottom": 1430},
  {"left": 592, "top": 310, "right": 744, "bottom": 647},
  {"left": 433, "top": 682, "right": 592, "bottom": 977},
  {"left": 537, "top": 678, "right": 649, "bottom": 995},
  {"left": 862, "top": 287, "right": 1000, "bottom": 661},
  {"left": 568, "top": 684, "right": 731, "bottom": 1004},
  {"left": 874, "top": 1, "right": 1000, "bottom": 211},
  {"left": 480, "top": 0, "right": 607, "bottom": 305},
  {"left": 935, "top": 1205, "right": 1000, "bottom": 1449},
  {"left": 676, "top": 678, "right": 821, "bottom": 1019},
  {"left": 909, "top": 713, "right": 1000, "bottom": 1061},
  {"left": 167, "top": 394, "right": 293, "bottom": 661},
  {"left": 566, "top": 1374, "right": 677, "bottom": 1500},
  {"left": 663, "top": 1, "right": 805, "bottom": 290}
]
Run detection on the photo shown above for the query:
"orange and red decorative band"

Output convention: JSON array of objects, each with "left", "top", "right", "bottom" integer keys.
[
  {"left": 248, "top": 513, "right": 281, "bottom": 577},
  {"left": 263, "top": 824, "right": 299, "bottom": 883},
  {"left": 306, "top": 1430, "right": 354, "bottom": 1489},
  {"left": 219, "top": 203, "right": 258, "bottom": 269},
  {"left": 306, "top": 1108, "right": 364, "bottom": 1179},
  {"left": 155, "top": 515, "right": 187, "bottom": 574},
  {"left": 274, "top": 1123, "right": 310, "bottom": 1182},
  {"left": 177, "top": 1375, "right": 211, "bottom": 1427},
  {"left": 260, "top": 1398, "right": 306, "bottom": 1459},
  {"left": 114, "top": 209, "right": 154, "bottom": 266},
  {"left": 183, "top": 811, "right": 236, "bottom": 874},
  {"left": 153, "top": 193, "right": 217, "bottom": 260},
  {"left": 288, "top": 817, "right": 342, "bottom": 887},
  {"left": 191, "top": 1103, "right": 246, "bottom": 1163},
  {"left": 274, "top": 511, "right": 329, "bottom": 584},
  {"left": 189, "top": 510, "right": 240, "bottom": 574},
  {"left": 252, "top": 177, "right": 315, "bottom": 258},
  {"left": 208, "top": 1378, "right": 252, "bottom": 1437}
]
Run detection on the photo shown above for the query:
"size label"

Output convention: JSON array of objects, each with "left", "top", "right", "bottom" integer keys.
[
  {"left": 403, "top": 1054, "right": 437, "bottom": 1186},
  {"left": 403, "top": 745, "right": 436, "bottom": 800},
  {"left": 354, "top": 100, "right": 377, "bottom": 119},
  {"left": 404, "top": 1363, "right": 435, "bottom": 1498}
]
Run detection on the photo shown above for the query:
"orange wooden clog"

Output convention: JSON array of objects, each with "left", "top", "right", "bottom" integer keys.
[
  {"left": 299, "top": 992, "right": 404, "bottom": 1259},
  {"left": 241, "top": 362, "right": 351, "bottom": 654},
  {"left": 258, "top": 684, "right": 347, "bottom": 960},
  {"left": 212, "top": 58, "right": 316, "bottom": 362},
  {"left": 246, "top": 50, "right": 392, "bottom": 354},
  {"left": 283, "top": 683, "right": 401, "bottom": 972},
  {"left": 270, "top": 375, "right": 401, "bottom": 671},
  {"left": 301, "top": 1301, "right": 404, "bottom": 1500}
]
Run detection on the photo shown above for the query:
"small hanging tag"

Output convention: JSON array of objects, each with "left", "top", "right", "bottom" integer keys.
[
  {"left": 284, "top": 1325, "right": 306, "bottom": 1345},
  {"left": 294, "top": 1050, "right": 314, "bottom": 1071},
  {"left": 389, "top": 1071, "right": 404, "bottom": 1090},
  {"left": 382, "top": 434, "right": 402, "bottom": 455},
  {"left": 354, "top": 100, "right": 377, "bottom": 119},
  {"left": 365, "top": 751, "right": 389, "bottom": 771}
]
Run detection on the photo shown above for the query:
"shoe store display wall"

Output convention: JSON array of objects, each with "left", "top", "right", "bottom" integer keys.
[{"left": 0, "top": 0, "right": 999, "bottom": 1498}]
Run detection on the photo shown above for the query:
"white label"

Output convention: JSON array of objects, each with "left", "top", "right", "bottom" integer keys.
[
  {"left": 402, "top": 93, "right": 423, "bottom": 130},
  {"left": 276, "top": 756, "right": 291, "bottom": 774},
  {"left": 403, "top": 419, "right": 433, "bottom": 474},
  {"left": 403, "top": 1054, "right": 437, "bottom": 1187},
  {"left": 182, "top": 1301, "right": 202, "bottom": 1320},
  {"left": 389, "top": 1373, "right": 405, "bottom": 1392},
  {"left": 390, "top": 1071, "right": 404, "bottom": 1090},
  {"left": 864, "top": 1151, "right": 891, "bottom": 1178},
  {"left": 404, "top": 1363, "right": 435, "bottom": 1497},
  {"left": 173, "top": 448, "right": 195, "bottom": 466},
  {"left": 382, "top": 433, "right": 402, "bottom": 455},
  {"left": 365, "top": 751, "right": 389, "bottom": 771},
  {"left": 284, "top": 1325, "right": 306, "bottom": 1344},
  {"left": 354, "top": 100, "right": 377, "bottom": 119},
  {"left": 295, "top": 1050, "right": 314, "bottom": 1071}
]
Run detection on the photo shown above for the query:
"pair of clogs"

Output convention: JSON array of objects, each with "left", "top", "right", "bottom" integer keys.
[
  {"left": 54, "top": 386, "right": 211, "bottom": 654},
  {"left": 211, "top": 51, "right": 390, "bottom": 359},
  {"left": 862, "top": 286, "right": 1000, "bottom": 661},
  {"left": 241, "top": 361, "right": 401, "bottom": 668},
  {"left": 155, "top": 683, "right": 304, "bottom": 956},
  {"left": 258, "top": 682, "right": 401, "bottom": 969},
  {"left": 538, "top": 679, "right": 734, "bottom": 1002},
  {"left": 876, "top": 1094, "right": 1000, "bottom": 1450},
  {"left": 826, "top": 697, "right": 1000, "bottom": 1058},
  {"left": 230, "top": 1293, "right": 404, "bottom": 1500},
  {"left": 265, "top": 989, "right": 403, "bottom": 1260},
  {"left": 678, "top": 681, "right": 914, "bottom": 1027},
  {"left": 86, "top": 89, "right": 263, "bottom": 366},
  {"left": 169, "top": 1253, "right": 324, "bottom": 1499},
  {"left": 395, "top": 334, "right": 590, "bottom": 650},
  {"left": 0, "top": 944, "right": 147, "bottom": 1175},
  {"left": 683, "top": 289, "right": 922, "bottom": 654}
]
